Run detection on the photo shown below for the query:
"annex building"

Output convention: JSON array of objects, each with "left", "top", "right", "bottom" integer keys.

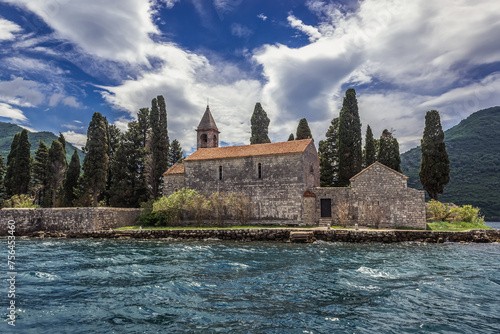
[{"left": 163, "top": 106, "right": 426, "bottom": 228}]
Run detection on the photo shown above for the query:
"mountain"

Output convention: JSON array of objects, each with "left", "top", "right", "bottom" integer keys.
[
  {"left": 0, "top": 122, "right": 85, "bottom": 163},
  {"left": 401, "top": 106, "right": 500, "bottom": 221}
]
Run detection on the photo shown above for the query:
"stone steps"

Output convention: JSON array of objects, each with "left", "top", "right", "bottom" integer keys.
[{"left": 289, "top": 230, "right": 315, "bottom": 243}]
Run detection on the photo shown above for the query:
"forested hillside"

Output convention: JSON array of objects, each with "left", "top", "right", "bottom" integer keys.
[
  {"left": 0, "top": 122, "right": 84, "bottom": 163},
  {"left": 401, "top": 106, "right": 500, "bottom": 221}
]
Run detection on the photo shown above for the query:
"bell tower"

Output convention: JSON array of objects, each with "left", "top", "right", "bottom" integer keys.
[{"left": 196, "top": 105, "right": 220, "bottom": 150}]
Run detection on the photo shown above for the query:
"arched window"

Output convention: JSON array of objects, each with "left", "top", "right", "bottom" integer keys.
[
  {"left": 258, "top": 163, "right": 262, "bottom": 179},
  {"left": 201, "top": 134, "right": 208, "bottom": 143},
  {"left": 213, "top": 135, "right": 217, "bottom": 145}
]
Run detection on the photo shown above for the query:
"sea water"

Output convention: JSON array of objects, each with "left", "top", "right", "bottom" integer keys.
[{"left": 2, "top": 239, "right": 499, "bottom": 334}]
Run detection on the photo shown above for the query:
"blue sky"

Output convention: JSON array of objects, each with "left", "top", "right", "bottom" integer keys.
[{"left": 0, "top": 0, "right": 499, "bottom": 153}]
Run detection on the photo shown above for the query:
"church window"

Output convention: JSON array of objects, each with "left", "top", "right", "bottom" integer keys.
[
  {"left": 201, "top": 134, "right": 208, "bottom": 143},
  {"left": 258, "top": 163, "right": 262, "bottom": 179},
  {"left": 310, "top": 165, "right": 314, "bottom": 173},
  {"left": 219, "top": 165, "right": 223, "bottom": 180},
  {"left": 213, "top": 135, "right": 217, "bottom": 145}
]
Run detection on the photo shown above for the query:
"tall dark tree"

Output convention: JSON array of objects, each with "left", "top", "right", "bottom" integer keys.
[
  {"left": 33, "top": 141, "right": 50, "bottom": 206},
  {"left": 47, "top": 140, "right": 67, "bottom": 206},
  {"left": 0, "top": 154, "right": 6, "bottom": 205},
  {"left": 82, "top": 112, "right": 109, "bottom": 207},
  {"left": 296, "top": 118, "right": 312, "bottom": 140},
  {"left": 104, "top": 123, "right": 122, "bottom": 204},
  {"left": 377, "top": 129, "right": 401, "bottom": 172},
  {"left": 287, "top": 133, "right": 294, "bottom": 141},
  {"left": 137, "top": 107, "right": 150, "bottom": 147},
  {"left": 169, "top": 139, "right": 184, "bottom": 166},
  {"left": 364, "top": 125, "right": 376, "bottom": 167},
  {"left": 337, "top": 88, "right": 362, "bottom": 186},
  {"left": 147, "top": 96, "right": 170, "bottom": 199},
  {"left": 5, "top": 129, "right": 32, "bottom": 196},
  {"left": 62, "top": 149, "right": 81, "bottom": 207},
  {"left": 318, "top": 117, "right": 339, "bottom": 187},
  {"left": 250, "top": 102, "right": 271, "bottom": 144},
  {"left": 109, "top": 121, "right": 148, "bottom": 207},
  {"left": 419, "top": 110, "right": 450, "bottom": 200},
  {"left": 58, "top": 132, "right": 67, "bottom": 157}
]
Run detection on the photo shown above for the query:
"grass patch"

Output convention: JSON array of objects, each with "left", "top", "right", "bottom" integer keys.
[
  {"left": 426, "top": 221, "right": 492, "bottom": 231},
  {"left": 115, "top": 225, "right": 317, "bottom": 231}
]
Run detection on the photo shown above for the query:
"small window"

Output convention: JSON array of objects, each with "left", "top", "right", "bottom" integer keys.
[
  {"left": 258, "top": 163, "right": 262, "bottom": 179},
  {"left": 310, "top": 165, "right": 314, "bottom": 173},
  {"left": 219, "top": 165, "right": 223, "bottom": 180},
  {"left": 201, "top": 134, "right": 208, "bottom": 143}
]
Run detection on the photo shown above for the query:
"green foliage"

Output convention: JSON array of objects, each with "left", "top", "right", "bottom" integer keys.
[
  {"left": 364, "top": 125, "right": 376, "bottom": 167},
  {"left": 419, "top": 110, "right": 450, "bottom": 200},
  {"left": 451, "top": 205, "right": 484, "bottom": 224},
  {"left": 0, "top": 121, "right": 84, "bottom": 164},
  {"left": 5, "top": 129, "right": 32, "bottom": 196},
  {"left": 427, "top": 199, "right": 453, "bottom": 222},
  {"left": 250, "top": 102, "right": 271, "bottom": 144},
  {"left": 32, "top": 140, "right": 50, "bottom": 206},
  {"left": 296, "top": 118, "right": 312, "bottom": 140},
  {"left": 169, "top": 139, "right": 184, "bottom": 166},
  {"left": 152, "top": 188, "right": 201, "bottom": 224},
  {"left": 148, "top": 96, "right": 170, "bottom": 199},
  {"left": 377, "top": 129, "right": 401, "bottom": 172},
  {"left": 318, "top": 117, "right": 339, "bottom": 187},
  {"left": 3, "top": 194, "right": 39, "bottom": 208},
  {"left": 62, "top": 149, "right": 81, "bottom": 207},
  {"left": 0, "top": 154, "right": 6, "bottom": 205},
  {"left": 426, "top": 199, "right": 484, "bottom": 224},
  {"left": 426, "top": 221, "right": 489, "bottom": 231},
  {"left": 82, "top": 112, "right": 109, "bottom": 207},
  {"left": 337, "top": 88, "right": 362, "bottom": 186},
  {"left": 47, "top": 140, "right": 67, "bottom": 206},
  {"left": 287, "top": 133, "right": 294, "bottom": 141},
  {"left": 58, "top": 132, "right": 67, "bottom": 157}
]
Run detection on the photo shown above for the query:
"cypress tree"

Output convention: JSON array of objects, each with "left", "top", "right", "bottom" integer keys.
[
  {"left": 5, "top": 129, "right": 32, "bottom": 196},
  {"left": 318, "top": 117, "right": 339, "bottom": 187},
  {"left": 337, "top": 88, "right": 362, "bottom": 186},
  {"left": 420, "top": 110, "right": 450, "bottom": 200},
  {"left": 33, "top": 141, "right": 50, "bottom": 206},
  {"left": 62, "top": 149, "right": 81, "bottom": 207},
  {"left": 4, "top": 133, "right": 19, "bottom": 197},
  {"left": 82, "top": 112, "right": 109, "bottom": 207},
  {"left": 169, "top": 139, "right": 184, "bottom": 166},
  {"left": 0, "top": 154, "right": 6, "bottom": 206},
  {"left": 296, "top": 118, "right": 312, "bottom": 140},
  {"left": 137, "top": 107, "right": 150, "bottom": 147},
  {"left": 287, "top": 133, "right": 294, "bottom": 141},
  {"left": 364, "top": 125, "right": 376, "bottom": 167},
  {"left": 47, "top": 140, "right": 67, "bottom": 206},
  {"left": 58, "top": 132, "right": 67, "bottom": 157},
  {"left": 104, "top": 123, "right": 122, "bottom": 204},
  {"left": 377, "top": 129, "right": 401, "bottom": 172},
  {"left": 250, "top": 102, "right": 271, "bottom": 144}
]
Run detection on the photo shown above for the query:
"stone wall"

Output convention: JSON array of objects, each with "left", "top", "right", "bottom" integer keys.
[
  {"left": 0, "top": 208, "right": 142, "bottom": 236},
  {"left": 184, "top": 143, "right": 319, "bottom": 223},
  {"left": 304, "top": 163, "right": 426, "bottom": 229},
  {"left": 163, "top": 174, "right": 185, "bottom": 197}
]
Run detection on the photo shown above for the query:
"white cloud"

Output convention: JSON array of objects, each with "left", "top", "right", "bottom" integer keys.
[
  {"left": 257, "top": 13, "right": 267, "bottom": 21},
  {"left": 61, "top": 130, "right": 87, "bottom": 149},
  {"left": 62, "top": 123, "right": 84, "bottom": 131},
  {"left": 4, "top": 57, "right": 65, "bottom": 75},
  {"left": 231, "top": 23, "right": 252, "bottom": 38},
  {"left": 287, "top": 14, "right": 322, "bottom": 42},
  {"left": 0, "top": 18, "right": 22, "bottom": 41},
  {"left": 161, "top": 0, "right": 181, "bottom": 9},
  {"left": 5, "top": 0, "right": 158, "bottom": 63},
  {"left": 0, "top": 102, "right": 28, "bottom": 122},
  {"left": 0, "top": 77, "right": 45, "bottom": 107}
]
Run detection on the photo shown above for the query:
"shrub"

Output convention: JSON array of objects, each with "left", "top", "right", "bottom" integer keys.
[
  {"left": 427, "top": 199, "right": 452, "bottom": 222},
  {"left": 3, "top": 194, "right": 39, "bottom": 208},
  {"left": 451, "top": 205, "right": 484, "bottom": 224},
  {"left": 228, "top": 192, "right": 253, "bottom": 224},
  {"left": 426, "top": 200, "right": 484, "bottom": 224}
]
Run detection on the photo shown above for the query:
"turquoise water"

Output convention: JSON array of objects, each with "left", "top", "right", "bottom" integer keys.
[{"left": 2, "top": 239, "right": 500, "bottom": 334}]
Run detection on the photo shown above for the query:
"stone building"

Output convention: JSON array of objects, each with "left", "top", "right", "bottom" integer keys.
[{"left": 163, "top": 106, "right": 425, "bottom": 228}]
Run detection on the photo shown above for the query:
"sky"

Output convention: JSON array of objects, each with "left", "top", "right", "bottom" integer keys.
[{"left": 0, "top": 0, "right": 499, "bottom": 154}]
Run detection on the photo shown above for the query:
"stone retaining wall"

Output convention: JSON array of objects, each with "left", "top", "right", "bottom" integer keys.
[
  {"left": 21, "top": 228, "right": 500, "bottom": 243},
  {"left": 0, "top": 208, "right": 142, "bottom": 236}
]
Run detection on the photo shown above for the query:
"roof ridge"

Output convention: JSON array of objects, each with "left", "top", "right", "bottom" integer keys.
[{"left": 350, "top": 161, "right": 408, "bottom": 181}]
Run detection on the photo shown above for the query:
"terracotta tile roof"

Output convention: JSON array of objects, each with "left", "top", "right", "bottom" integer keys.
[
  {"left": 184, "top": 139, "right": 314, "bottom": 161},
  {"left": 163, "top": 163, "right": 185, "bottom": 176},
  {"left": 349, "top": 161, "right": 408, "bottom": 181},
  {"left": 303, "top": 190, "right": 317, "bottom": 197}
]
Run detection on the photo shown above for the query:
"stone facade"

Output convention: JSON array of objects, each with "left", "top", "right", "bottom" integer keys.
[
  {"left": 0, "top": 208, "right": 142, "bottom": 236},
  {"left": 303, "top": 162, "right": 426, "bottom": 229}
]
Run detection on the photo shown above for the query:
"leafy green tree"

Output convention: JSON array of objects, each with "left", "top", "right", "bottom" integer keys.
[
  {"left": 169, "top": 139, "right": 184, "bottom": 166},
  {"left": 250, "top": 102, "right": 271, "bottom": 144},
  {"left": 0, "top": 154, "right": 6, "bottom": 206},
  {"left": 33, "top": 141, "right": 50, "bottom": 206},
  {"left": 5, "top": 129, "right": 32, "bottom": 196},
  {"left": 109, "top": 120, "right": 148, "bottom": 207},
  {"left": 287, "top": 133, "right": 294, "bottom": 141},
  {"left": 420, "top": 110, "right": 450, "bottom": 200},
  {"left": 337, "top": 88, "right": 362, "bottom": 186},
  {"left": 377, "top": 129, "right": 401, "bottom": 172},
  {"left": 82, "top": 112, "right": 109, "bottom": 207},
  {"left": 147, "top": 96, "right": 170, "bottom": 199},
  {"left": 62, "top": 149, "right": 81, "bottom": 207},
  {"left": 296, "top": 118, "right": 312, "bottom": 140},
  {"left": 364, "top": 125, "right": 376, "bottom": 167},
  {"left": 47, "top": 140, "right": 67, "bottom": 206},
  {"left": 318, "top": 117, "right": 339, "bottom": 187}
]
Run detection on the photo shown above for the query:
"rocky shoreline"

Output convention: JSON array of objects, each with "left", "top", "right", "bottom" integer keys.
[{"left": 16, "top": 228, "right": 500, "bottom": 243}]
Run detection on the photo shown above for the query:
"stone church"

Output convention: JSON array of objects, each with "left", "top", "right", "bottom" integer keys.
[{"left": 163, "top": 106, "right": 426, "bottom": 229}]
